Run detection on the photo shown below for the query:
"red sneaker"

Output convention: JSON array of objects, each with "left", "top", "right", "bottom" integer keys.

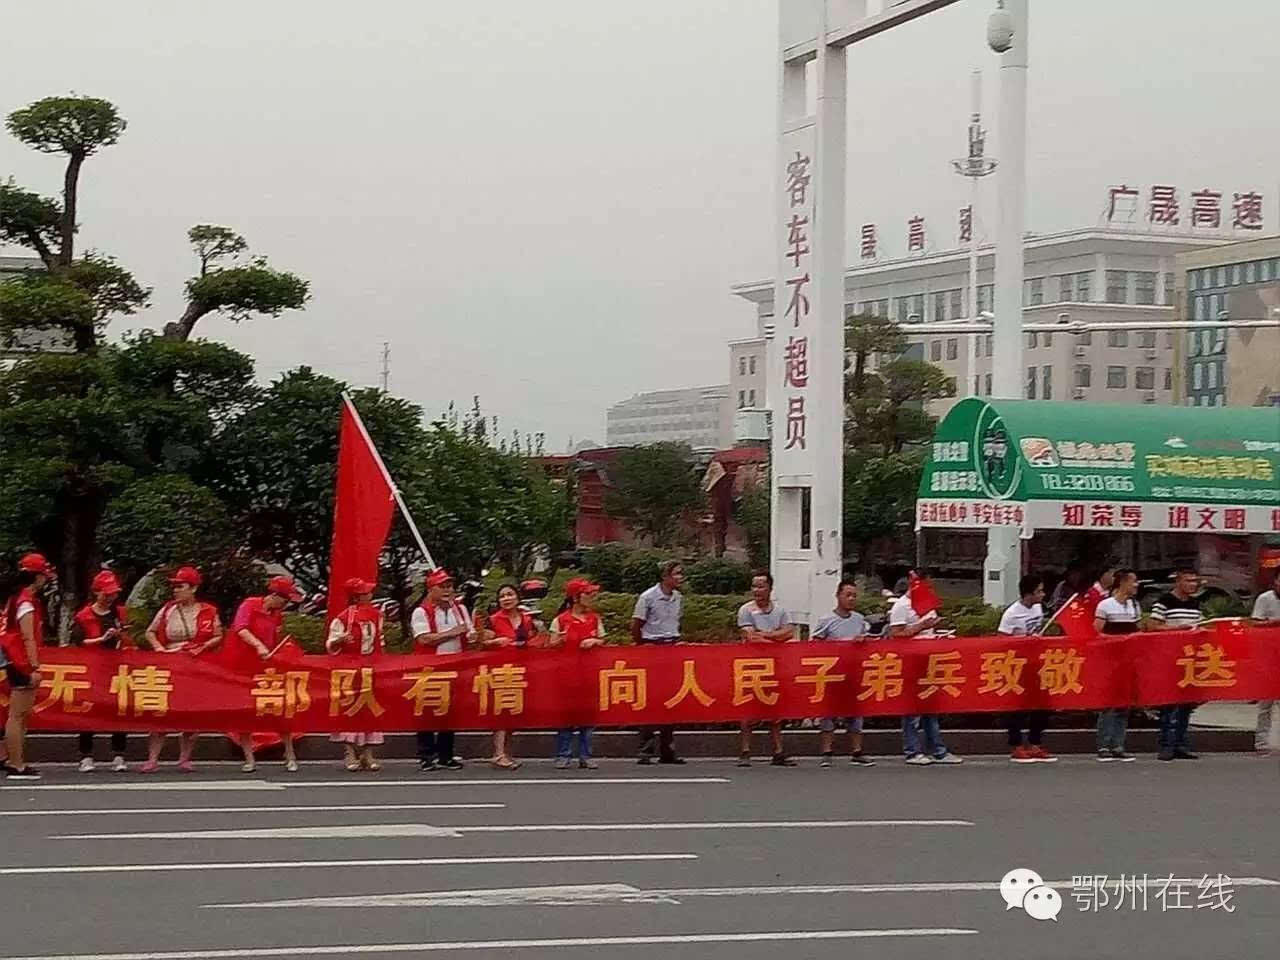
[
  {"left": 1010, "top": 744, "right": 1037, "bottom": 763},
  {"left": 1030, "top": 746, "right": 1058, "bottom": 763}
]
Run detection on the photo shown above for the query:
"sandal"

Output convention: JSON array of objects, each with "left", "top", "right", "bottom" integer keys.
[{"left": 345, "top": 761, "right": 361, "bottom": 772}]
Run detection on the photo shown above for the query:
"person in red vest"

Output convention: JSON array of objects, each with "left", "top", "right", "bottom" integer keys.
[
  {"left": 549, "top": 578, "right": 606, "bottom": 769},
  {"left": 2, "top": 553, "right": 56, "bottom": 780},
  {"left": 326, "top": 576, "right": 385, "bottom": 772},
  {"left": 411, "top": 568, "right": 475, "bottom": 771},
  {"left": 141, "top": 566, "right": 222, "bottom": 772},
  {"left": 481, "top": 583, "right": 543, "bottom": 770},
  {"left": 71, "top": 570, "right": 132, "bottom": 773},
  {"left": 231, "top": 575, "right": 305, "bottom": 773}
]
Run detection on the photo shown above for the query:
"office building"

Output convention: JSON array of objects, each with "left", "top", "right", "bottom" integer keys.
[{"left": 605, "top": 384, "right": 731, "bottom": 450}]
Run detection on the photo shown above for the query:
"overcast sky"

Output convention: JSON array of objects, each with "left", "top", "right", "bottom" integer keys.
[{"left": 4, "top": 1, "right": 1277, "bottom": 449}]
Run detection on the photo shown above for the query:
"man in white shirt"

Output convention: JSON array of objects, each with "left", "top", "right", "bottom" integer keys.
[
  {"left": 887, "top": 572, "right": 962, "bottom": 766},
  {"left": 411, "top": 569, "right": 474, "bottom": 771},
  {"left": 631, "top": 560, "right": 686, "bottom": 764},
  {"left": 734, "top": 571, "right": 796, "bottom": 767},
  {"left": 1093, "top": 568, "right": 1142, "bottom": 762},
  {"left": 1000, "top": 575, "right": 1055, "bottom": 764},
  {"left": 1251, "top": 567, "right": 1280, "bottom": 755}
]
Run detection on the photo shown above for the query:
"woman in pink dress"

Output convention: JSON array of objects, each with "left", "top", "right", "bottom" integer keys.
[{"left": 326, "top": 577, "right": 385, "bottom": 771}]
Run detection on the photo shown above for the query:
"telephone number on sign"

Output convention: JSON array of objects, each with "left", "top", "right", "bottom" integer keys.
[{"left": 1039, "top": 474, "right": 1136, "bottom": 493}]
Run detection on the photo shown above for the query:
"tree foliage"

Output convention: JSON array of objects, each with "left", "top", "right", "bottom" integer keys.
[
  {"left": 5, "top": 96, "right": 126, "bottom": 156},
  {"left": 603, "top": 443, "right": 705, "bottom": 549}
]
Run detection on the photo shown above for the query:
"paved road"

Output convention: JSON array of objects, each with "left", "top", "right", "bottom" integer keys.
[{"left": 0, "top": 754, "right": 1277, "bottom": 959}]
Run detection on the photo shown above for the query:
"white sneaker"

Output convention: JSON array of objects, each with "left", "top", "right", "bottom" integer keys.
[
  {"left": 111, "top": 755, "right": 128, "bottom": 773},
  {"left": 241, "top": 761, "right": 256, "bottom": 774},
  {"left": 285, "top": 760, "right": 299, "bottom": 773},
  {"left": 78, "top": 757, "right": 96, "bottom": 774},
  {"left": 904, "top": 753, "right": 934, "bottom": 766},
  {"left": 933, "top": 752, "right": 964, "bottom": 765}
]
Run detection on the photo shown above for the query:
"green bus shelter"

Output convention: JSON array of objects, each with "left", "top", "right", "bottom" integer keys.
[{"left": 916, "top": 399, "right": 1280, "bottom": 537}]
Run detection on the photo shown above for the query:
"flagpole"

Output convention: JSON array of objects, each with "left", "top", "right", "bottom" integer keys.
[{"left": 341, "top": 391, "right": 437, "bottom": 570}]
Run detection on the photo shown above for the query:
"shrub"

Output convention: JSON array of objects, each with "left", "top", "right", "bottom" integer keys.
[
  {"left": 684, "top": 557, "right": 752, "bottom": 595},
  {"left": 620, "top": 548, "right": 672, "bottom": 593},
  {"left": 580, "top": 544, "right": 630, "bottom": 592}
]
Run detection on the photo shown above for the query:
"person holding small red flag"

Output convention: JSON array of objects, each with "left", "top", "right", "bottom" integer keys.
[
  {"left": 481, "top": 583, "right": 543, "bottom": 770},
  {"left": 231, "top": 575, "right": 305, "bottom": 773},
  {"left": 411, "top": 568, "right": 474, "bottom": 771},
  {"left": 141, "top": 566, "right": 222, "bottom": 772},
  {"left": 889, "top": 569, "right": 963, "bottom": 766},
  {"left": 2, "top": 553, "right": 56, "bottom": 780},
  {"left": 549, "top": 578, "right": 605, "bottom": 769},
  {"left": 327, "top": 577, "right": 385, "bottom": 772},
  {"left": 71, "top": 570, "right": 132, "bottom": 773}
]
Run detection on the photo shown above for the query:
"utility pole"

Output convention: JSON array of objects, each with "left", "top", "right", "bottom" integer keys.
[{"left": 380, "top": 341, "right": 391, "bottom": 393}]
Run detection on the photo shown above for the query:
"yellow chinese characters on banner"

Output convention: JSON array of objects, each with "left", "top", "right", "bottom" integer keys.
[
  {"left": 401, "top": 668, "right": 458, "bottom": 718},
  {"left": 663, "top": 660, "right": 715, "bottom": 709},
  {"left": 599, "top": 660, "right": 647, "bottom": 711},
  {"left": 1176, "top": 644, "right": 1237, "bottom": 689},
  {"left": 251, "top": 669, "right": 312, "bottom": 718},
  {"left": 917, "top": 651, "right": 965, "bottom": 700},
  {"left": 977, "top": 650, "right": 1027, "bottom": 697},
  {"left": 473, "top": 663, "right": 527, "bottom": 716},
  {"left": 858, "top": 653, "right": 903, "bottom": 702},
  {"left": 732, "top": 658, "right": 779, "bottom": 706},
  {"left": 110, "top": 665, "right": 173, "bottom": 717},
  {"left": 330, "top": 667, "right": 385, "bottom": 718},
  {"left": 35, "top": 664, "right": 92, "bottom": 714},
  {"left": 1038, "top": 648, "right": 1085, "bottom": 695},
  {"left": 795, "top": 656, "right": 846, "bottom": 705}
]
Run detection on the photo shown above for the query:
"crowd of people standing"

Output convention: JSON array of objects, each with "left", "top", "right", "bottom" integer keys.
[{"left": 2, "top": 553, "right": 1278, "bottom": 780}]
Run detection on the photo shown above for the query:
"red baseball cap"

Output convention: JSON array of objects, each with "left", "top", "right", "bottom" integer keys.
[
  {"left": 17, "top": 552, "right": 54, "bottom": 575},
  {"left": 169, "top": 566, "right": 203, "bottom": 587},
  {"left": 344, "top": 576, "right": 375, "bottom": 596},
  {"left": 425, "top": 568, "right": 454, "bottom": 588},
  {"left": 91, "top": 570, "right": 122, "bottom": 595},
  {"left": 565, "top": 577, "right": 601, "bottom": 601},
  {"left": 267, "top": 575, "right": 304, "bottom": 603}
]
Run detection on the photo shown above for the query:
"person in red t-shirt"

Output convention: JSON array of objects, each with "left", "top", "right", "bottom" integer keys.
[
  {"left": 2, "top": 553, "right": 55, "bottom": 780},
  {"left": 141, "top": 566, "right": 222, "bottom": 773},
  {"left": 232, "top": 575, "right": 304, "bottom": 773},
  {"left": 71, "top": 570, "right": 132, "bottom": 773},
  {"left": 549, "top": 578, "right": 606, "bottom": 770},
  {"left": 481, "top": 583, "right": 544, "bottom": 770},
  {"left": 326, "top": 577, "right": 385, "bottom": 772}
]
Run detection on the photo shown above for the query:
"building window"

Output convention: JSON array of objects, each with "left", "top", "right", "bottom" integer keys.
[
  {"left": 910, "top": 294, "right": 924, "bottom": 321},
  {"left": 1163, "top": 368, "right": 1172, "bottom": 391},
  {"left": 1107, "top": 366, "right": 1128, "bottom": 389},
  {"left": 975, "top": 336, "right": 983, "bottom": 358},
  {"left": 896, "top": 297, "right": 909, "bottom": 323},
  {"left": 949, "top": 288, "right": 963, "bottom": 318},
  {"left": 1231, "top": 264, "right": 1242, "bottom": 285},
  {"left": 1029, "top": 277, "right": 1044, "bottom": 306},
  {"left": 1026, "top": 366, "right": 1037, "bottom": 399},
  {"left": 1075, "top": 364, "right": 1092, "bottom": 388},
  {"left": 1245, "top": 261, "right": 1256, "bottom": 284},
  {"left": 1105, "top": 270, "right": 1128, "bottom": 303},
  {"left": 1207, "top": 364, "right": 1217, "bottom": 389},
  {"left": 986, "top": 333, "right": 993, "bottom": 355},
  {"left": 1107, "top": 329, "right": 1129, "bottom": 348},
  {"left": 1162, "top": 272, "right": 1174, "bottom": 305},
  {"left": 930, "top": 340, "right": 942, "bottom": 362},
  {"left": 1188, "top": 270, "right": 1199, "bottom": 292},
  {"left": 1058, "top": 274, "right": 1074, "bottom": 301},
  {"left": 1137, "top": 330, "right": 1156, "bottom": 349},
  {"left": 946, "top": 338, "right": 958, "bottom": 361},
  {"left": 750, "top": 355, "right": 757, "bottom": 374},
  {"left": 978, "top": 285, "right": 994, "bottom": 314},
  {"left": 1027, "top": 332, "right": 1037, "bottom": 349},
  {"left": 1164, "top": 331, "right": 1174, "bottom": 349},
  {"left": 1135, "top": 366, "right": 1155, "bottom": 390},
  {"left": 1042, "top": 365, "right": 1053, "bottom": 400},
  {"left": 1216, "top": 266, "right": 1227, "bottom": 287},
  {"left": 1134, "top": 272, "right": 1157, "bottom": 305},
  {"left": 933, "top": 291, "right": 947, "bottom": 321},
  {"left": 876, "top": 298, "right": 889, "bottom": 317},
  {"left": 738, "top": 357, "right": 747, "bottom": 376},
  {"left": 974, "top": 375, "right": 982, "bottom": 396},
  {"left": 1043, "top": 332, "right": 1052, "bottom": 347},
  {"left": 1078, "top": 330, "right": 1092, "bottom": 346},
  {"left": 1076, "top": 272, "right": 1092, "bottom": 302},
  {"left": 1192, "top": 364, "right": 1203, "bottom": 390},
  {"left": 738, "top": 390, "right": 746, "bottom": 408},
  {"left": 1262, "top": 261, "right": 1274, "bottom": 283},
  {"left": 984, "top": 373, "right": 992, "bottom": 395}
]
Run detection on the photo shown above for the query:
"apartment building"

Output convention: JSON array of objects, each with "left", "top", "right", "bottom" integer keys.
[
  {"left": 605, "top": 384, "right": 732, "bottom": 450},
  {"left": 729, "top": 227, "right": 1229, "bottom": 418}
]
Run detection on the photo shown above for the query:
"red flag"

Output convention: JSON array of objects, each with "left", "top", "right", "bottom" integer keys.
[
  {"left": 907, "top": 572, "right": 941, "bottom": 617},
  {"left": 327, "top": 398, "right": 396, "bottom": 623},
  {"left": 1055, "top": 595, "right": 1097, "bottom": 641}
]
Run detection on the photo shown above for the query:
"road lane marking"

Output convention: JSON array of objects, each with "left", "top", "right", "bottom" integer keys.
[
  {"left": 0, "top": 804, "right": 504, "bottom": 817},
  {"left": 1, "top": 781, "right": 284, "bottom": 792},
  {"left": 54, "top": 818, "right": 971, "bottom": 840},
  {"left": 0, "top": 852, "right": 696, "bottom": 877},
  {"left": 203, "top": 877, "right": 1280, "bottom": 909},
  {"left": 0, "top": 928, "right": 977, "bottom": 959}
]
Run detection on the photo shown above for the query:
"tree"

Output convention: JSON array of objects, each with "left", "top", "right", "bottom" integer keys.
[
  {"left": 734, "top": 475, "right": 770, "bottom": 569},
  {"left": 842, "top": 450, "right": 926, "bottom": 573},
  {"left": 168, "top": 226, "right": 309, "bottom": 341},
  {"left": 98, "top": 476, "right": 236, "bottom": 583},
  {"left": 603, "top": 443, "right": 705, "bottom": 548},
  {"left": 6, "top": 96, "right": 126, "bottom": 267}
]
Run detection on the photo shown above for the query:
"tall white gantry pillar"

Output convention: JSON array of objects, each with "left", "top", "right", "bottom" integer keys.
[
  {"left": 770, "top": 1, "right": 964, "bottom": 621},
  {"left": 983, "top": 0, "right": 1029, "bottom": 607}
]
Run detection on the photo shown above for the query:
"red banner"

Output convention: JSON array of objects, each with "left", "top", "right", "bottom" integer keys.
[{"left": 6, "top": 625, "right": 1279, "bottom": 733}]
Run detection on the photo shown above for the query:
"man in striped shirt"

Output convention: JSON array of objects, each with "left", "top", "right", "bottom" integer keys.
[{"left": 1150, "top": 567, "right": 1205, "bottom": 761}]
